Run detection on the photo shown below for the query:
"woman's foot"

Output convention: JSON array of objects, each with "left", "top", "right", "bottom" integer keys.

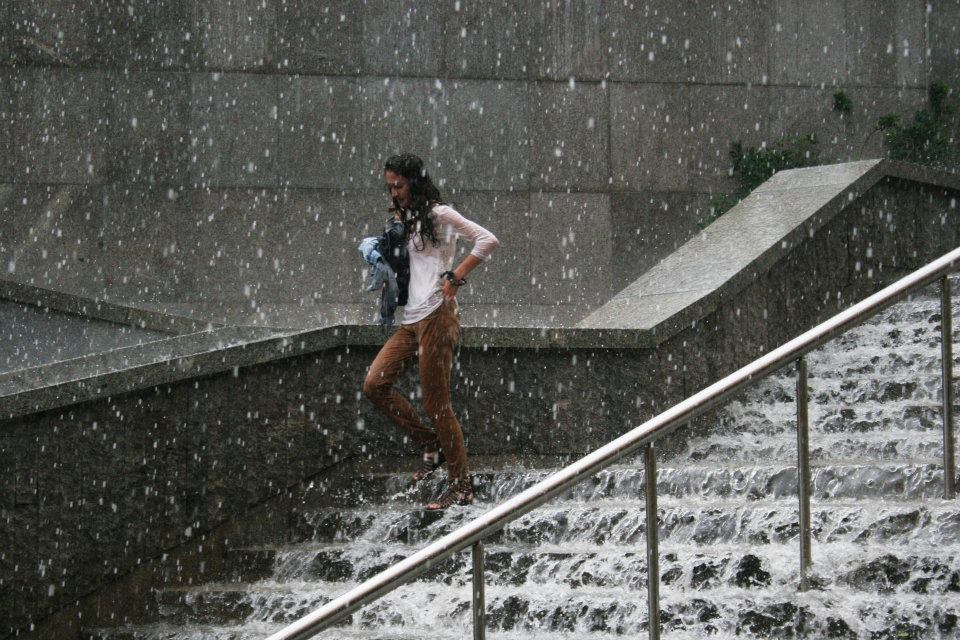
[
  {"left": 424, "top": 476, "right": 474, "bottom": 510},
  {"left": 412, "top": 450, "right": 446, "bottom": 483}
]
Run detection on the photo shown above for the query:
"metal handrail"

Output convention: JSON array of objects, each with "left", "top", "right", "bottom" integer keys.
[{"left": 266, "top": 246, "right": 960, "bottom": 640}]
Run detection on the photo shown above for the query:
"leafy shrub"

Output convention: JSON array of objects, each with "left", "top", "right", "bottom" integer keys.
[
  {"left": 878, "top": 81, "right": 959, "bottom": 170},
  {"left": 833, "top": 90, "right": 852, "bottom": 116}
]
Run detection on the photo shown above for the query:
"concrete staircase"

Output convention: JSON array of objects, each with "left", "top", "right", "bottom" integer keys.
[{"left": 85, "top": 281, "right": 960, "bottom": 639}]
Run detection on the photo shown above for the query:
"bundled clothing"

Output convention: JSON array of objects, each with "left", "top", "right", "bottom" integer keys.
[
  {"left": 359, "top": 218, "right": 409, "bottom": 325},
  {"left": 359, "top": 204, "right": 498, "bottom": 325}
]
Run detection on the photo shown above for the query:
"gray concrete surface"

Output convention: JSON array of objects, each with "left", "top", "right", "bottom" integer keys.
[
  {"left": 1, "top": 1, "right": 956, "bottom": 327},
  {"left": 0, "top": 278, "right": 213, "bottom": 372},
  {"left": 0, "top": 300, "right": 169, "bottom": 374}
]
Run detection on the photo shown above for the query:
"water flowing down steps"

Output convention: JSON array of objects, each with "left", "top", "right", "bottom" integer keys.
[{"left": 85, "top": 282, "right": 960, "bottom": 640}]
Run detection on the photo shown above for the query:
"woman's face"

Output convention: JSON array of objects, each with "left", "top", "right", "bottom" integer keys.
[{"left": 384, "top": 170, "right": 412, "bottom": 210}]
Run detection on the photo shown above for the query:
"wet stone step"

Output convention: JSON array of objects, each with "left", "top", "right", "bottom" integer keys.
[
  {"left": 155, "top": 583, "right": 335, "bottom": 626},
  {"left": 275, "top": 499, "right": 960, "bottom": 573},
  {"left": 291, "top": 461, "right": 953, "bottom": 540},
  {"left": 82, "top": 623, "right": 686, "bottom": 640},
  {"left": 716, "top": 401, "right": 951, "bottom": 437},
  {"left": 807, "top": 346, "right": 950, "bottom": 375},
  {"left": 352, "top": 456, "right": 950, "bottom": 507},
  {"left": 722, "top": 364, "right": 951, "bottom": 409},
  {"left": 145, "top": 581, "right": 960, "bottom": 638},
  {"left": 223, "top": 540, "right": 960, "bottom": 598},
  {"left": 684, "top": 429, "right": 946, "bottom": 464},
  {"left": 810, "top": 378, "right": 941, "bottom": 405},
  {"left": 82, "top": 627, "right": 459, "bottom": 640}
]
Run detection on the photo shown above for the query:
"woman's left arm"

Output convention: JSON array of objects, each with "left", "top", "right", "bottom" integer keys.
[{"left": 438, "top": 206, "right": 500, "bottom": 299}]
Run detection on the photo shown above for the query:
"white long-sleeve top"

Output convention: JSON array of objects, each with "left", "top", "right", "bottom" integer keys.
[{"left": 401, "top": 204, "right": 499, "bottom": 325}]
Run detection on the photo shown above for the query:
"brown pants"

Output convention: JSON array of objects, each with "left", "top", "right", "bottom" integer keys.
[{"left": 362, "top": 300, "right": 467, "bottom": 481}]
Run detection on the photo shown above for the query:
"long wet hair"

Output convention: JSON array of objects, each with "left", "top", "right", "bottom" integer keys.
[{"left": 384, "top": 153, "right": 443, "bottom": 250}]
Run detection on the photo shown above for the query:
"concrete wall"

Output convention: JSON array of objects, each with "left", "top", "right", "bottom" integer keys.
[{"left": 1, "top": 2, "right": 957, "bottom": 324}]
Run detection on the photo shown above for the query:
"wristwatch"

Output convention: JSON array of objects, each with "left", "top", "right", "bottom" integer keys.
[{"left": 441, "top": 271, "right": 467, "bottom": 287}]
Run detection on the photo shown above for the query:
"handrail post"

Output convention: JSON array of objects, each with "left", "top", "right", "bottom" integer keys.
[
  {"left": 942, "top": 275, "right": 956, "bottom": 499},
  {"left": 796, "top": 356, "right": 812, "bottom": 591},
  {"left": 644, "top": 443, "right": 660, "bottom": 640},
  {"left": 472, "top": 541, "right": 486, "bottom": 640}
]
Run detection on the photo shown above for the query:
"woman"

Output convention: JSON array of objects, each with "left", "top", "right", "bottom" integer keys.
[{"left": 362, "top": 154, "right": 499, "bottom": 510}]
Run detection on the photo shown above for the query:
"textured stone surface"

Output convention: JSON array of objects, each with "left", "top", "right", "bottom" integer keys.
[
  {"left": 435, "top": 80, "right": 530, "bottom": 191},
  {"left": 270, "top": 189, "right": 382, "bottom": 305},
  {"left": 9, "top": 68, "right": 118, "bottom": 184},
  {"left": 178, "top": 187, "right": 281, "bottom": 303},
  {"left": 0, "top": 1, "right": 950, "bottom": 322},
  {"left": 0, "top": 72, "right": 10, "bottom": 181},
  {"left": 8, "top": 0, "right": 120, "bottom": 67},
  {"left": 0, "top": 347, "right": 365, "bottom": 636},
  {"left": 444, "top": 1, "right": 528, "bottom": 80},
  {"left": 277, "top": 76, "right": 365, "bottom": 189},
  {"left": 0, "top": 184, "right": 107, "bottom": 297},
  {"left": 528, "top": 82, "right": 608, "bottom": 191},
  {"left": 770, "top": 0, "right": 848, "bottom": 86},
  {"left": 362, "top": 0, "right": 446, "bottom": 78},
  {"left": 710, "top": 0, "right": 773, "bottom": 84},
  {"left": 0, "top": 325, "right": 277, "bottom": 399},
  {"left": 359, "top": 77, "right": 442, "bottom": 190},
  {"left": 580, "top": 161, "right": 960, "bottom": 333},
  {"left": 529, "top": 192, "right": 613, "bottom": 307},
  {"left": 94, "top": 184, "right": 192, "bottom": 303},
  {"left": 0, "top": 3, "right": 12, "bottom": 66},
  {"left": 442, "top": 191, "right": 529, "bottom": 305},
  {"left": 846, "top": 0, "right": 926, "bottom": 87},
  {"left": 930, "top": 0, "right": 960, "bottom": 86},
  {"left": 276, "top": 0, "right": 363, "bottom": 75},
  {"left": 195, "top": 0, "right": 275, "bottom": 71},
  {"left": 607, "top": 2, "right": 712, "bottom": 83},
  {"left": 188, "top": 73, "right": 280, "bottom": 188},
  {"left": 113, "top": 72, "right": 191, "bottom": 185},
  {"left": 113, "top": 0, "right": 194, "bottom": 70},
  {"left": 688, "top": 84, "right": 770, "bottom": 192},
  {"left": 609, "top": 83, "right": 692, "bottom": 190},
  {"left": 610, "top": 190, "right": 713, "bottom": 291},
  {"left": 759, "top": 86, "right": 925, "bottom": 163},
  {"left": 528, "top": 0, "right": 608, "bottom": 80}
]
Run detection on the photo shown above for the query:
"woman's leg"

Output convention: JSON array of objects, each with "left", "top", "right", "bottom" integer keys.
[
  {"left": 363, "top": 326, "right": 441, "bottom": 452},
  {"left": 417, "top": 300, "right": 468, "bottom": 483}
]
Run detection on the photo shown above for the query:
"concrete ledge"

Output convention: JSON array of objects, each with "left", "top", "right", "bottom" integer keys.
[
  {"left": 0, "top": 278, "right": 212, "bottom": 334},
  {"left": 579, "top": 160, "right": 960, "bottom": 337},
  {"left": 0, "top": 325, "right": 280, "bottom": 415},
  {"left": 0, "top": 321, "right": 658, "bottom": 421}
]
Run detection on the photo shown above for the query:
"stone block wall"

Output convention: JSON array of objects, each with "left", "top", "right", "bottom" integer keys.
[
  {"left": 0, "top": 348, "right": 369, "bottom": 637},
  {"left": 0, "top": 2, "right": 957, "bottom": 321}
]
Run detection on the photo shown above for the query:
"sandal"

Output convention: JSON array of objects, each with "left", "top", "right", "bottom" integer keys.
[
  {"left": 424, "top": 476, "right": 474, "bottom": 511},
  {"left": 412, "top": 450, "right": 445, "bottom": 483}
]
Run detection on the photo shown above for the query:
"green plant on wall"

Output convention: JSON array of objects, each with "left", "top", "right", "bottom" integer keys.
[
  {"left": 877, "top": 81, "right": 959, "bottom": 170},
  {"left": 833, "top": 90, "right": 853, "bottom": 116},
  {"left": 706, "top": 134, "right": 820, "bottom": 225},
  {"left": 706, "top": 81, "right": 958, "bottom": 228}
]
